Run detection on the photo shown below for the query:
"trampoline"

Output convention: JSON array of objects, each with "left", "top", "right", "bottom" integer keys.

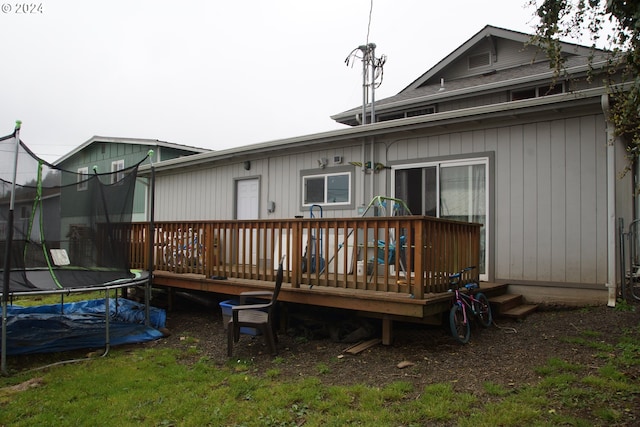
[{"left": 1, "top": 122, "right": 161, "bottom": 373}]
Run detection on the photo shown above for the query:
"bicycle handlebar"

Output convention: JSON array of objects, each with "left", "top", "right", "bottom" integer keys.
[{"left": 448, "top": 266, "right": 476, "bottom": 280}]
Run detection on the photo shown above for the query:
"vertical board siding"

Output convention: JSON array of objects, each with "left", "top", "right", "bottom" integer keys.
[
  {"left": 509, "top": 125, "right": 525, "bottom": 279},
  {"left": 550, "top": 120, "right": 567, "bottom": 282},
  {"left": 154, "top": 145, "right": 366, "bottom": 221},
  {"left": 564, "top": 118, "right": 582, "bottom": 281},
  {"left": 495, "top": 127, "right": 512, "bottom": 279},
  {"left": 580, "top": 116, "right": 598, "bottom": 283},
  {"left": 522, "top": 123, "right": 538, "bottom": 279},
  {"left": 153, "top": 113, "right": 608, "bottom": 286},
  {"left": 383, "top": 114, "right": 607, "bottom": 286},
  {"left": 536, "top": 122, "right": 552, "bottom": 281}
]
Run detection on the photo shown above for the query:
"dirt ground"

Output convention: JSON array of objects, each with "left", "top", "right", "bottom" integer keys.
[{"left": 150, "top": 292, "right": 640, "bottom": 396}]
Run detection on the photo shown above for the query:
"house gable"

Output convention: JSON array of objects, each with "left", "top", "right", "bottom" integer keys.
[
  {"left": 331, "top": 25, "right": 605, "bottom": 126},
  {"left": 54, "top": 136, "right": 209, "bottom": 167},
  {"left": 429, "top": 37, "right": 537, "bottom": 83}
]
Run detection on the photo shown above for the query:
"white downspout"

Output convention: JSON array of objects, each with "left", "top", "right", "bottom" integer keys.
[{"left": 602, "top": 94, "right": 617, "bottom": 307}]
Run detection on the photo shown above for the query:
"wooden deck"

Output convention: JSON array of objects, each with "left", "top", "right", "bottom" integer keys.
[
  {"left": 151, "top": 270, "right": 507, "bottom": 344},
  {"left": 125, "top": 216, "right": 486, "bottom": 344},
  {"left": 152, "top": 269, "right": 507, "bottom": 318}
]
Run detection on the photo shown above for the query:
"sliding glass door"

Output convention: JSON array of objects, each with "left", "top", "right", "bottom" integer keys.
[{"left": 394, "top": 158, "right": 488, "bottom": 280}]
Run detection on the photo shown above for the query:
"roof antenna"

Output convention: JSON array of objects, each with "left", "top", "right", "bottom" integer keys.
[{"left": 344, "top": 0, "right": 386, "bottom": 125}]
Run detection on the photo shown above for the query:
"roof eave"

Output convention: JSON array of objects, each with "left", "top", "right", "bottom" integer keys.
[
  {"left": 143, "top": 86, "right": 608, "bottom": 175},
  {"left": 330, "top": 60, "right": 608, "bottom": 123},
  {"left": 53, "top": 136, "right": 209, "bottom": 165}
]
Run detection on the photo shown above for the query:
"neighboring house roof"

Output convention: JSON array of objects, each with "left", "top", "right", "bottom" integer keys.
[
  {"left": 53, "top": 136, "right": 210, "bottom": 166},
  {"left": 331, "top": 25, "right": 609, "bottom": 126}
]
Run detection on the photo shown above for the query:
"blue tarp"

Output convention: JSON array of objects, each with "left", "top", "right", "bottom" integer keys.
[{"left": 3, "top": 298, "right": 166, "bottom": 355}]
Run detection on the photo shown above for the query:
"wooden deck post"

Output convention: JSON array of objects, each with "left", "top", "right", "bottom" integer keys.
[
  {"left": 381, "top": 315, "right": 393, "bottom": 345},
  {"left": 291, "top": 220, "right": 301, "bottom": 288},
  {"left": 412, "top": 220, "right": 424, "bottom": 299}
]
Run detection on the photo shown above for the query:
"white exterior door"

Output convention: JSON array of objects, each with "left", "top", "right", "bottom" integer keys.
[{"left": 236, "top": 178, "right": 259, "bottom": 220}]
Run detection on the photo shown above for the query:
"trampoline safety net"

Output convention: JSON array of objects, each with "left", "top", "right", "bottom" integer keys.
[{"left": 0, "top": 130, "right": 148, "bottom": 294}]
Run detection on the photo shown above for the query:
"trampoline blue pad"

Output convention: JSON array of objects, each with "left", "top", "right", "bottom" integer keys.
[{"left": 4, "top": 298, "right": 166, "bottom": 355}]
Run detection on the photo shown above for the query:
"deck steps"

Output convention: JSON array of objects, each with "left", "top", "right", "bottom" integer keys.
[
  {"left": 488, "top": 293, "right": 538, "bottom": 320},
  {"left": 500, "top": 304, "right": 539, "bottom": 320}
]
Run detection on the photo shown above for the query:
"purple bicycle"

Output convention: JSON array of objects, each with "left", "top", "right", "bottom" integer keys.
[{"left": 448, "top": 266, "right": 492, "bottom": 344}]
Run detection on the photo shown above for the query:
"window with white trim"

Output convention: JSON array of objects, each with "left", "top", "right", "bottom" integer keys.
[
  {"left": 111, "top": 159, "right": 125, "bottom": 184},
  {"left": 77, "top": 167, "right": 89, "bottom": 191},
  {"left": 302, "top": 171, "right": 351, "bottom": 207}
]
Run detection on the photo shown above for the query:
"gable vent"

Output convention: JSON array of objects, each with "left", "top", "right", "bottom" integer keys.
[{"left": 468, "top": 52, "right": 491, "bottom": 69}]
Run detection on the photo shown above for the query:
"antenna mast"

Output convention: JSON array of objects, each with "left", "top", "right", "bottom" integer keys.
[{"left": 346, "top": 43, "right": 385, "bottom": 125}]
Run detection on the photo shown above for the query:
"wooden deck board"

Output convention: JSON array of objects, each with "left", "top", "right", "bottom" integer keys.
[{"left": 151, "top": 270, "right": 507, "bottom": 320}]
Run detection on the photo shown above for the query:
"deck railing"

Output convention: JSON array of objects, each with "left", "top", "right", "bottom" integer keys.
[{"left": 127, "top": 216, "right": 481, "bottom": 299}]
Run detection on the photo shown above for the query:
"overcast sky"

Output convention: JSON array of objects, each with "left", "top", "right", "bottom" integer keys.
[{"left": 1, "top": 1, "right": 562, "bottom": 162}]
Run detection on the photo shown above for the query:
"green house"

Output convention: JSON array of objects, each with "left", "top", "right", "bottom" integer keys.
[{"left": 54, "top": 136, "right": 208, "bottom": 222}]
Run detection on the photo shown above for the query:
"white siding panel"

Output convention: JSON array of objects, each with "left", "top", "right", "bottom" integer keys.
[
  {"left": 428, "top": 135, "right": 440, "bottom": 158},
  {"left": 488, "top": 115, "right": 606, "bottom": 286},
  {"left": 577, "top": 116, "right": 608, "bottom": 284},
  {"left": 550, "top": 120, "right": 567, "bottom": 282},
  {"left": 405, "top": 137, "right": 419, "bottom": 159},
  {"left": 416, "top": 137, "right": 429, "bottom": 158},
  {"left": 450, "top": 133, "right": 461, "bottom": 155},
  {"left": 522, "top": 123, "right": 538, "bottom": 279},
  {"left": 536, "top": 122, "right": 552, "bottom": 281},
  {"left": 438, "top": 134, "right": 450, "bottom": 156},
  {"left": 564, "top": 118, "right": 582, "bottom": 280},
  {"left": 509, "top": 126, "right": 524, "bottom": 279},
  {"left": 495, "top": 127, "right": 512, "bottom": 278},
  {"left": 472, "top": 129, "right": 486, "bottom": 152},
  {"left": 580, "top": 116, "right": 598, "bottom": 283},
  {"left": 460, "top": 131, "right": 473, "bottom": 154}
]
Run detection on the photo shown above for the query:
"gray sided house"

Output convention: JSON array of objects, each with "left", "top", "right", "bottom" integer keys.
[
  {"left": 144, "top": 26, "right": 633, "bottom": 305},
  {"left": 54, "top": 136, "right": 209, "bottom": 222}
]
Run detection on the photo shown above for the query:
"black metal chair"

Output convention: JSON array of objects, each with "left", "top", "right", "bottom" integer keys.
[{"left": 227, "top": 256, "right": 285, "bottom": 357}]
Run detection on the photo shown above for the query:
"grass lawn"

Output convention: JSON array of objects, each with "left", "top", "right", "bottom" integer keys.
[{"left": 1, "top": 294, "right": 639, "bottom": 426}]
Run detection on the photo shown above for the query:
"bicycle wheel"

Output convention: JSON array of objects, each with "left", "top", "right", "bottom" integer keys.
[
  {"left": 449, "top": 303, "right": 470, "bottom": 344},
  {"left": 474, "top": 293, "right": 493, "bottom": 327}
]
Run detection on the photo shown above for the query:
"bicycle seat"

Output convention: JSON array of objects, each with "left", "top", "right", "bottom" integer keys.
[{"left": 465, "top": 283, "right": 479, "bottom": 290}]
